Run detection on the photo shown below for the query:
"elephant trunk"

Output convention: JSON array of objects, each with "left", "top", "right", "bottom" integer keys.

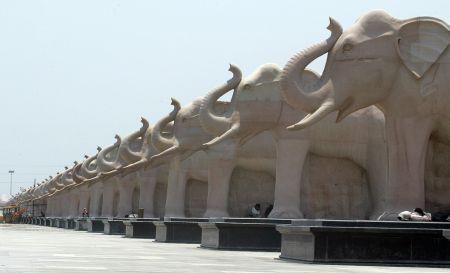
[
  {"left": 119, "top": 117, "right": 150, "bottom": 163},
  {"left": 96, "top": 135, "right": 122, "bottom": 172},
  {"left": 199, "top": 64, "right": 242, "bottom": 135},
  {"left": 72, "top": 163, "right": 84, "bottom": 184},
  {"left": 80, "top": 153, "right": 99, "bottom": 178},
  {"left": 151, "top": 98, "right": 180, "bottom": 152},
  {"left": 280, "top": 17, "right": 342, "bottom": 113}
]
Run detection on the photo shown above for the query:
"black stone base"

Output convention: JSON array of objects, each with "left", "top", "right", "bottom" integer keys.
[
  {"left": 65, "top": 218, "right": 75, "bottom": 229},
  {"left": 124, "top": 218, "right": 160, "bottom": 238},
  {"left": 277, "top": 220, "right": 450, "bottom": 266},
  {"left": 200, "top": 218, "right": 291, "bottom": 251},
  {"left": 103, "top": 218, "right": 127, "bottom": 235},
  {"left": 50, "top": 218, "right": 58, "bottom": 227},
  {"left": 74, "top": 218, "right": 88, "bottom": 231},
  {"left": 155, "top": 218, "right": 208, "bottom": 243},
  {"left": 87, "top": 218, "right": 106, "bottom": 233},
  {"left": 56, "top": 218, "right": 66, "bottom": 228}
]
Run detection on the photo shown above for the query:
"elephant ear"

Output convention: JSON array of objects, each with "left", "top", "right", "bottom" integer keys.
[{"left": 397, "top": 17, "right": 449, "bottom": 79}]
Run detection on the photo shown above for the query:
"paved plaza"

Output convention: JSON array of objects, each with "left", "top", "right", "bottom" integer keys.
[{"left": 0, "top": 224, "right": 448, "bottom": 273}]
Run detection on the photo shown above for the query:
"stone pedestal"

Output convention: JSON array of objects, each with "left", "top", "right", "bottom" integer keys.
[
  {"left": 50, "top": 218, "right": 58, "bottom": 227},
  {"left": 87, "top": 218, "right": 106, "bottom": 233},
  {"left": 65, "top": 218, "right": 75, "bottom": 229},
  {"left": 74, "top": 218, "right": 88, "bottom": 231},
  {"left": 103, "top": 218, "right": 127, "bottom": 235},
  {"left": 155, "top": 218, "right": 208, "bottom": 243},
  {"left": 277, "top": 220, "right": 450, "bottom": 265},
  {"left": 56, "top": 218, "right": 66, "bottom": 228},
  {"left": 200, "top": 218, "right": 291, "bottom": 251},
  {"left": 124, "top": 218, "right": 159, "bottom": 238}
]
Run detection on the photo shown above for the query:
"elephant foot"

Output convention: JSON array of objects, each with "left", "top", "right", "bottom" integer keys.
[
  {"left": 268, "top": 208, "right": 303, "bottom": 219},
  {"left": 203, "top": 210, "right": 229, "bottom": 218}
]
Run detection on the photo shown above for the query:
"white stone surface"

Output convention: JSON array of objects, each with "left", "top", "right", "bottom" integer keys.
[{"left": 0, "top": 224, "right": 448, "bottom": 273}]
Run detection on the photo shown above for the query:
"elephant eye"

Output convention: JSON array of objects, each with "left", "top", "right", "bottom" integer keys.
[
  {"left": 343, "top": 43, "right": 353, "bottom": 53},
  {"left": 243, "top": 84, "right": 252, "bottom": 90}
]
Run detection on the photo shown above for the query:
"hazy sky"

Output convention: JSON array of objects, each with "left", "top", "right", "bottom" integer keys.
[{"left": 0, "top": 0, "right": 448, "bottom": 199}]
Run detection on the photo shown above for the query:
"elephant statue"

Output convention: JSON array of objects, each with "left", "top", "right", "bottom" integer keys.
[
  {"left": 150, "top": 85, "right": 275, "bottom": 217},
  {"left": 72, "top": 149, "right": 101, "bottom": 184},
  {"left": 86, "top": 118, "right": 167, "bottom": 218},
  {"left": 280, "top": 11, "right": 449, "bottom": 219},
  {"left": 199, "top": 64, "right": 387, "bottom": 219},
  {"left": 92, "top": 117, "right": 150, "bottom": 180}
]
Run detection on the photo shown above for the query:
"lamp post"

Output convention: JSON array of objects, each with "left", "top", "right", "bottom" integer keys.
[{"left": 8, "top": 170, "right": 14, "bottom": 196}]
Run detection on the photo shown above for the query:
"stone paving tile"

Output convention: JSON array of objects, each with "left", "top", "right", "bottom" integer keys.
[{"left": 0, "top": 224, "right": 448, "bottom": 273}]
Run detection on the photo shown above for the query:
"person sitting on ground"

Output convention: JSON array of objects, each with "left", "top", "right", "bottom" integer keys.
[
  {"left": 249, "top": 203, "right": 261, "bottom": 218},
  {"left": 264, "top": 204, "right": 273, "bottom": 218}
]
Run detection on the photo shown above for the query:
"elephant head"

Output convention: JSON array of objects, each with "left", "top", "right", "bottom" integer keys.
[
  {"left": 149, "top": 90, "right": 238, "bottom": 164},
  {"left": 57, "top": 166, "right": 74, "bottom": 189},
  {"left": 280, "top": 11, "right": 449, "bottom": 129},
  {"left": 199, "top": 64, "right": 318, "bottom": 148}
]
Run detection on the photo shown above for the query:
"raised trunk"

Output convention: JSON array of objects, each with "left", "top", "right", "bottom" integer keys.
[
  {"left": 80, "top": 152, "right": 99, "bottom": 179},
  {"left": 199, "top": 64, "right": 242, "bottom": 135},
  {"left": 151, "top": 98, "right": 180, "bottom": 152},
  {"left": 72, "top": 161, "right": 85, "bottom": 184},
  {"left": 60, "top": 168, "right": 74, "bottom": 187},
  {"left": 96, "top": 135, "right": 122, "bottom": 172},
  {"left": 280, "top": 17, "right": 342, "bottom": 113},
  {"left": 119, "top": 117, "right": 150, "bottom": 163}
]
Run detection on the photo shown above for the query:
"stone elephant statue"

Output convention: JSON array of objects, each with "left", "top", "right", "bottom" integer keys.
[
  {"left": 280, "top": 11, "right": 449, "bottom": 219},
  {"left": 150, "top": 92, "right": 275, "bottom": 218},
  {"left": 199, "top": 64, "right": 387, "bottom": 219}
]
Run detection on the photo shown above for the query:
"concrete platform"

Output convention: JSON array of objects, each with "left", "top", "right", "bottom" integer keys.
[
  {"left": 55, "top": 218, "right": 66, "bottom": 228},
  {"left": 64, "top": 218, "right": 75, "bottom": 229},
  {"left": 155, "top": 218, "right": 208, "bottom": 243},
  {"left": 74, "top": 218, "right": 88, "bottom": 231},
  {"left": 124, "top": 218, "right": 160, "bottom": 238},
  {"left": 277, "top": 220, "right": 450, "bottom": 266},
  {"left": 0, "top": 224, "right": 448, "bottom": 273},
  {"left": 102, "top": 218, "right": 127, "bottom": 235},
  {"left": 87, "top": 217, "right": 106, "bottom": 233},
  {"left": 200, "top": 218, "right": 291, "bottom": 251}
]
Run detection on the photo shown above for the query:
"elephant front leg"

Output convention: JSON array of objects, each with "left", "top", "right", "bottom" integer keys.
[
  {"left": 117, "top": 182, "right": 134, "bottom": 217},
  {"left": 269, "top": 139, "right": 309, "bottom": 219},
  {"left": 203, "top": 140, "right": 237, "bottom": 217},
  {"left": 101, "top": 182, "right": 115, "bottom": 218},
  {"left": 204, "top": 148, "right": 236, "bottom": 218},
  {"left": 164, "top": 157, "right": 187, "bottom": 217},
  {"left": 379, "top": 116, "right": 433, "bottom": 220},
  {"left": 138, "top": 171, "right": 157, "bottom": 218}
]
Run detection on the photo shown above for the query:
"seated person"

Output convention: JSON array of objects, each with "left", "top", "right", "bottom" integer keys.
[
  {"left": 249, "top": 203, "right": 261, "bottom": 218},
  {"left": 398, "top": 208, "right": 431, "bottom": 221}
]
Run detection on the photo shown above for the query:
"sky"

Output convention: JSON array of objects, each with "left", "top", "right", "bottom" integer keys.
[{"left": 0, "top": 0, "right": 449, "bottom": 199}]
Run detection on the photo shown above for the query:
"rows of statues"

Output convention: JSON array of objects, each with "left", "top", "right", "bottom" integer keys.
[{"left": 10, "top": 11, "right": 450, "bottom": 220}]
